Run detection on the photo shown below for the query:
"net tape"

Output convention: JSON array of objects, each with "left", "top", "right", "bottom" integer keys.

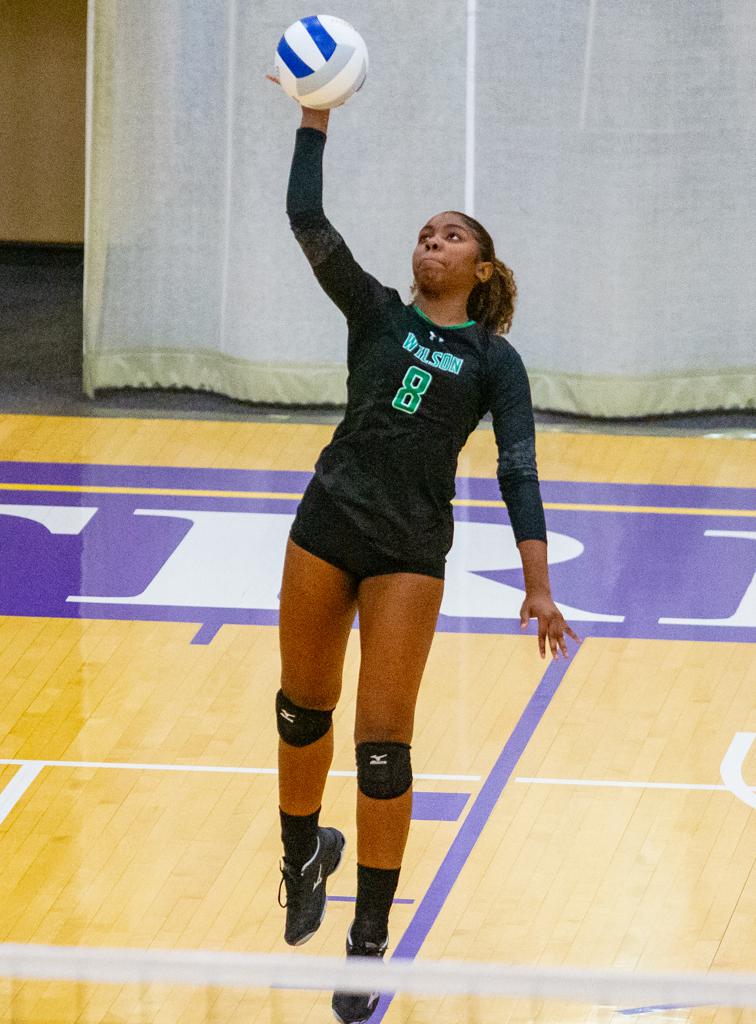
[{"left": 1, "top": 944, "right": 755, "bottom": 1007}]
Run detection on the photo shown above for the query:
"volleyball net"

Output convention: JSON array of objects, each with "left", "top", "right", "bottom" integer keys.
[{"left": 1, "top": 944, "right": 755, "bottom": 1023}]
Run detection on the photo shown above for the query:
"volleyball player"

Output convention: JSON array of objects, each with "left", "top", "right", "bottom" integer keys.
[{"left": 269, "top": 88, "right": 580, "bottom": 1024}]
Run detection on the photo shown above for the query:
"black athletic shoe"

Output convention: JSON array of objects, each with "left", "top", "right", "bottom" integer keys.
[
  {"left": 331, "top": 922, "right": 388, "bottom": 1024},
  {"left": 278, "top": 826, "right": 345, "bottom": 946}
]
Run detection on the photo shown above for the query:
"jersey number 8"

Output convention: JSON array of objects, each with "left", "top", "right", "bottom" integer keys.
[{"left": 392, "top": 366, "right": 432, "bottom": 415}]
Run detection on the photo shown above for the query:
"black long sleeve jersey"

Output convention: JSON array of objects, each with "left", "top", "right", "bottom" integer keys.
[{"left": 287, "top": 127, "right": 547, "bottom": 565}]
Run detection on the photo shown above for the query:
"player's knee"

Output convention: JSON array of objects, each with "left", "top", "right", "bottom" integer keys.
[
  {"left": 356, "top": 741, "right": 412, "bottom": 800},
  {"left": 276, "top": 689, "right": 334, "bottom": 747}
]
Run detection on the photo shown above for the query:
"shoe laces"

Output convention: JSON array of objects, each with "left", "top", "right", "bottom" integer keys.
[
  {"left": 278, "top": 836, "right": 322, "bottom": 908},
  {"left": 277, "top": 859, "right": 301, "bottom": 909}
]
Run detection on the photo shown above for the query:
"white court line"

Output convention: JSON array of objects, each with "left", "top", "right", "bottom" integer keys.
[
  {"left": 0, "top": 759, "right": 479, "bottom": 831},
  {"left": 516, "top": 777, "right": 755, "bottom": 794},
  {"left": 720, "top": 732, "right": 756, "bottom": 810},
  {"left": 517, "top": 733, "right": 756, "bottom": 809},
  {"left": 0, "top": 759, "right": 479, "bottom": 782},
  {"left": 0, "top": 763, "right": 44, "bottom": 827}
]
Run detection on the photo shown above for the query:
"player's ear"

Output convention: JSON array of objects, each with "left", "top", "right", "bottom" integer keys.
[{"left": 476, "top": 261, "right": 493, "bottom": 285}]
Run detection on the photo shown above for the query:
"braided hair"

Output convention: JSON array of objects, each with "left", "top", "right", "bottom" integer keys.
[{"left": 411, "top": 213, "right": 518, "bottom": 336}]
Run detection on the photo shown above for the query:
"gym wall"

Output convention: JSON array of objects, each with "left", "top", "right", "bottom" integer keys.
[
  {"left": 0, "top": 0, "right": 86, "bottom": 244},
  {"left": 79, "top": 1, "right": 756, "bottom": 414}
]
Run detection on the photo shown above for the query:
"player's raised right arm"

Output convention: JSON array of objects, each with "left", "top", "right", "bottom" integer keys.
[
  {"left": 268, "top": 75, "right": 393, "bottom": 321},
  {"left": 285, "top": 121, "right": 334, "bottom": 242}
]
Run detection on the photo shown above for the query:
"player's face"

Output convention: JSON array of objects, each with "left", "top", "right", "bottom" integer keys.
[{"left": 412, "top": 213, "right": 491, "bottom": 298}]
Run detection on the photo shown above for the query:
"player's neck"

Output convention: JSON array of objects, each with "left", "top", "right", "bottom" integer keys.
[{"left": 413, "top": 293, "right": 471, "bottom": 328}]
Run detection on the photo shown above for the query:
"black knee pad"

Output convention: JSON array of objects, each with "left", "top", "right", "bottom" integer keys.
[
  {"left": 356, "top": 741, "right": 412, "bottom": 800},
  {"left": 276, "top": 689, "right": 334, "bottom": 747}
]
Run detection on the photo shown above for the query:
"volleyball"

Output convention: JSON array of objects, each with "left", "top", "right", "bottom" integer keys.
[{"left": 274, "top": 15, "right": 368, "bottom": 110}]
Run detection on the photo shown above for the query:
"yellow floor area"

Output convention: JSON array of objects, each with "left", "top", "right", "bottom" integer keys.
[{"left": 0, "top": 415, "right": 753, "bottom": 1022}]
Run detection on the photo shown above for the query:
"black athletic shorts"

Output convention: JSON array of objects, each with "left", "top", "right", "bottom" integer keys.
[{"left": 290, "top": 475, "right": 446, "bottom": 581}]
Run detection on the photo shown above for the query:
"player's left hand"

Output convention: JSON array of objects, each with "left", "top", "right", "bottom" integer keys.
[{"left": 520, "top": 593, "right": 581, "bottom": 659}]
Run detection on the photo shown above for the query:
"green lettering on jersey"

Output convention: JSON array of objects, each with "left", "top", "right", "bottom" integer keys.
[
  {"left": 392, "top": 366, "right": 432, "bottom": 415},
  {"left": 400, "top": 331, "right": 463, "bottom": 375}
]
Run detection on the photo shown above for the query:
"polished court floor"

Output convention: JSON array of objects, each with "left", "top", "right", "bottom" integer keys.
[{"left": 0, "top": 413, "right": 754, "bottom": 1023}]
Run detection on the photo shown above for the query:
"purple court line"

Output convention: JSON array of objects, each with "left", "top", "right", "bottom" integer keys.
[
  {"left": 619, "top": 1004, "right": 711, "bottom": 1015},
  {"left": 190, "top": 622, "right": 224, "bottom": 645},
  {"left": 370, "top": 654, "right": 574, "bottom": 1023},
  {"left": 328, "top": 897, "right": 415, "bottom": 905}
]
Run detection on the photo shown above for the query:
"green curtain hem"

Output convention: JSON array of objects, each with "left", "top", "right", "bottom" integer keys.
[
  {"left": 529, "top": 368, "right": 756, "bottom": 417},
  {"left": 84, "top": 350, "right": 348, "bottom": 405},
  {"left": 84, "top": 351, "right": 756, "bottom": 416}
]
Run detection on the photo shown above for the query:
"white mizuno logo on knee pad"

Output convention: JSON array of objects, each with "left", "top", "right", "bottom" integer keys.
[
  {"left": 280, "top": 709, "right": 296, "bottom": 722},
  {"left": 370, "top": 754, "right": 388, "bottom": 765}
]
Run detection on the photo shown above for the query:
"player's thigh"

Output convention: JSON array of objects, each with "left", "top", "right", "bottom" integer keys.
[
  {"left": 279, "top": 537, "right": 359, "bottom": 709},
  {"left": 354, "top": 572, "right": 444, "bottom": 744}
]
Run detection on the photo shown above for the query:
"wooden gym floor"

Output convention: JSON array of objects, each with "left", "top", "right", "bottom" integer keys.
[{"left": 0, "top": 413, "right": 753, "bottom": 1022}]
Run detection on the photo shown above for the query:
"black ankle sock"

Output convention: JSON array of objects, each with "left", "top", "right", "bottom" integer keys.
[
  {"left": 353, "top": 864, "right": 400, "bottom": 941},
  {"left": 280, "top": 808, "right": 320, "bottom": 868}
]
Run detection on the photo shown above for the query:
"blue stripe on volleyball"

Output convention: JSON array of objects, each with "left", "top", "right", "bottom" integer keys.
[
  {"left": 276, "top": 35, "right": 313, "bottom": 79},
  {"left": 301, "top": 15, "right": 337, "bottom": 60}
]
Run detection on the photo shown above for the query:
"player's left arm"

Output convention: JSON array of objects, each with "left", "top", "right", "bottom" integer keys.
[{"left": 488, "top": 341, "right": 581, "bottom": 658}]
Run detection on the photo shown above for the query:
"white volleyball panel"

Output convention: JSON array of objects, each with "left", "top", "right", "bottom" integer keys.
[
  {"left": 284, "top": 20, "right": 328, "bottom": 72},
  {"left": 300, "top": 53, "right": 368, "bottom": 109},
  {"left": 275, "top": 14, "right": 368, "bottom": 109}
]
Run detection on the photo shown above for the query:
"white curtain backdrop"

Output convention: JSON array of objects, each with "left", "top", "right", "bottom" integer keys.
[{"left": 84, "top": 0, "right": 756, "bottom": 416}]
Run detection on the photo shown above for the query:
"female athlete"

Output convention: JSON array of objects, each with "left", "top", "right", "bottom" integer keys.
[{"left": 269, "top": 89, "right": 580, "bottom": 1024}]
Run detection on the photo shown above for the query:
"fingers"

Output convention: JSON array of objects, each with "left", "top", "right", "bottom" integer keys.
[
  {"left": 522, "top": 603, "right": 580, "bottom": 660},
  {"left": 543, "top": 615, "right": 580, "bottom": 660},
  {"left": 565, "top": 623, "right": 582, "bottom": 644},
  {"left": 547, "top": 617, "right": 563, "bottom": 659},
  {"left": 548, "top": 625, "right": 558, "bottom": 659}
]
